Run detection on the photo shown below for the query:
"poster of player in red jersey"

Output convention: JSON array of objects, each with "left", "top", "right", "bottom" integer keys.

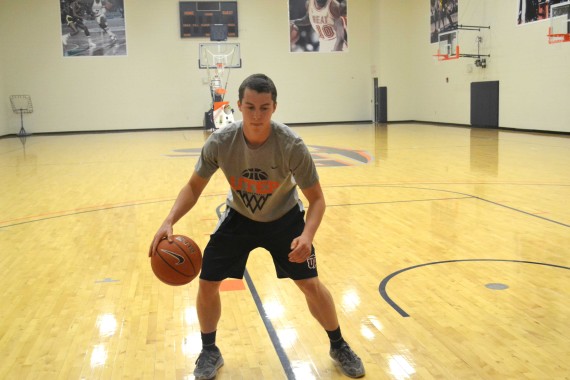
[{"left": 517, "top": 0, "right": 564, "bottom": 25}]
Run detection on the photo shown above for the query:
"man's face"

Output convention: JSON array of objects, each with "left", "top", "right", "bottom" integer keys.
[{"left": 237, "top": 88, "right": 276, "bottom": 130}]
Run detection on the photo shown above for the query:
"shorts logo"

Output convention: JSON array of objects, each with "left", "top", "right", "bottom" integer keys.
[{"left": 307, "top": 254, "right": 317, "bottom": 270}]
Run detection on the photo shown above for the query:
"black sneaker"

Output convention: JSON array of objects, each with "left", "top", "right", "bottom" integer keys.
[
  {"left": 330, "top": 342, "right": 365, "bottom": 378},
  {"left": 193, "top": 348, "right": 224, "bottom": 380}
]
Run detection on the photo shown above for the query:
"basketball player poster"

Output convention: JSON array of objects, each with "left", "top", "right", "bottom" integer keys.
[
  {"left": 289, "top": 0, "right": 348, "bottom": 53},
  {"left": 430, "top": 0, "right": 458, "bottom": 43},
  {"left": 517, "top": 0, "right": 563, "bottom": 25},
  {"left": 59, "top": 0, "right": 127, "bottom": 57}
]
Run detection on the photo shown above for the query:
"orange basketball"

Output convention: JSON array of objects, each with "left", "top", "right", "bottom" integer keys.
[{"left": 151, "top": 235, "right": 202, "bottom": 286}]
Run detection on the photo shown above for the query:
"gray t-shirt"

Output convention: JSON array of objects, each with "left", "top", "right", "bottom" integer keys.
[{"left": 195, "top": 121, "right": 319, "bottom": 222}]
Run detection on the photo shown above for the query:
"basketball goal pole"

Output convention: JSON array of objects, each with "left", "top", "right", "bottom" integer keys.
[
  {"left": 18, "top": 109, "right": 25, "bottom": 136},
  {"left": 198, "top": 43, "right": 241, "bottom": 130}
]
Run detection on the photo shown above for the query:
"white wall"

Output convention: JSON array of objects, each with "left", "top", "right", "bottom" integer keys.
[
  {"left": 0, "top": 0, "right": 372, "bottom": 136},
  {"left": 0, "top": 55, "right": 5, "bottom": 136},
  {"left": 1, "top": 0, "right": 569, "bottom": 137},
  {"left": 375, "top": 0, "right": 570, "bottom": 132}
]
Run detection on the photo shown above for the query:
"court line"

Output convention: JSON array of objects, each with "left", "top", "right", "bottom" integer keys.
[
  {"left": 243, "top": 269, "right": 295, "bottom": 380},
  {"left": 216, "top": 204, "right": 294, "bottom": 379},
  {"left": 328, "top": 196, "right": 471, "bottom": 208},
  {"left": 327, "top": 184, "right": 570, "bottom": 228},
  {"left": 379, "top": 259, "right": 570, "bottom": 318},
  {"left": 0, "top": 193, "right": 227, "bottom": 229},
  {"left": 4, "top": 183, "right": 567, "bottom": 228},
  {"left": 0, "top": 200, "right": 173, "bottom": 228}
]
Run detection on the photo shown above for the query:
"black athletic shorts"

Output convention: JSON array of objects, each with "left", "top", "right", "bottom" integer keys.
[{"left": 200, "top": 205, "right": 318, "bottom": 281}]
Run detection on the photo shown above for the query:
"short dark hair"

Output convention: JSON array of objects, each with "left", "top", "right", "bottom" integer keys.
[{"left": 238, "top": 74, "right": 277, "bottom": 103}]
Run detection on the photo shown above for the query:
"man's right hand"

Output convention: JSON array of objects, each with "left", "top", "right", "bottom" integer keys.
[{"left": 148, "top": 224, "right": 173, "bottom": 257}]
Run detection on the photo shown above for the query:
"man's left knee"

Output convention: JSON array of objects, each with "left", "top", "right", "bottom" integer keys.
[{"left": 295, "top": 277, "right": 322, "bottom": 295}]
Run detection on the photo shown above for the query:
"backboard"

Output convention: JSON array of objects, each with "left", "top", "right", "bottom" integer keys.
[
  {"left": 198, "top": 43, "right": 241, "bottom": 69},
  {"left": 548, "top": 2, "right": 570, "bottom": 44},
  {"left": 9, "top": 95, "right": 33, "bottom": 113},
  {"left": 435, "top": 30, "right": 459, "bottom": 60}
]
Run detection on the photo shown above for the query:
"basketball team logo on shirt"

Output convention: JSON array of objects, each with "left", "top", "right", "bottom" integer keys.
[{"left": 229, "top": 168, "right": 280, "bottom": 213}]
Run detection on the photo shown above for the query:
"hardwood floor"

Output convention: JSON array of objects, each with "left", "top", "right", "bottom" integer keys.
[{"left": 1, "top": 123, "right": 569, "bottom": 379}]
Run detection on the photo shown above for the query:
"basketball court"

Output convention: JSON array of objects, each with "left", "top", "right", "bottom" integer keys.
[
  {"left": 1, "top": 122, "right": 569, "bottom": 379},
  {"left": 1, "top": 0, "right": 570, "bottom": 379}
]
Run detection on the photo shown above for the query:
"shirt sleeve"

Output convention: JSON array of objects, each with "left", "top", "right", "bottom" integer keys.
[
  {"left": 194, "top": 135, "right": 219, "bottom": 179},
  {"left": 290, "top": 138, "right": 319, "bottom": 189}
]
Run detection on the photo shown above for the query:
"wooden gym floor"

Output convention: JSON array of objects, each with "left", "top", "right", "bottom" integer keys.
[{"left": 0, "top": 123, "right": 569, "bottom": 379}]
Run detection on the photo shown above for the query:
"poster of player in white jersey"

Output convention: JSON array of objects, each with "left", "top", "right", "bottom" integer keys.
[
  {"left": 59, "top": 0, "right": 127, "bottom": 57},
  {"left": 289, "top": 0, "right": 348, "bottom": 53},
  {"left": 517, "top": 0, "right": 564, "bottom": 25}
]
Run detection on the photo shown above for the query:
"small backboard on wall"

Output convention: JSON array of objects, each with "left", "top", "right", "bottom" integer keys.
[
  {"left": 434, "top": 30, "right": 459, "bottom": 60},
  {"left": 548, "top": 2, "right": 570, "bottom": 44}
]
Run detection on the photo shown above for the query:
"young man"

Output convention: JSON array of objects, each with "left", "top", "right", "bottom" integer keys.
[{"left": 149, "top": 74, "right": 365, "bottom": 379}]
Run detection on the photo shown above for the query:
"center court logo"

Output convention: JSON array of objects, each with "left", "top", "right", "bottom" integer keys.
[{"left": 230, "top": 168, "right": 280, "bottom": 213}]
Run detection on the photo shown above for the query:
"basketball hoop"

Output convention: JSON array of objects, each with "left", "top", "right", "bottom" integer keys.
[
  {"left": 548, "top": 3, "right": 570, "bottom": 44},
  {"left": 435, "top": 30, "right": 460, "bottom": 61},
  {"left": 434, "top": 26, "right": 490, "bottom": 65},
  {"left": 202, "top": 48, "right": 237, "bottom": 102},
  {"left": 434, "top": 45, "right": 460, "bottom": 61},
  {"left": 548, "top": 27, "right": 570, "bottom": 44},
  {"left": 214, "top": 56, "right": 226, "bottom": 76},
  {"left": 198, "top": 43, "right": 242, "bottom": 129}
]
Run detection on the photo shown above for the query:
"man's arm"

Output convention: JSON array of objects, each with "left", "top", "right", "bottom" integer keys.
[
  {"left": 291, "top": 1, "right": 311, "bottom": 28},
  {"left": 332, "top": 17, "right": 346, "bottom": 51},
  {"left": 288, "top": 180, "right": 326, "bottom": 263},
  {"left": 148, "top": 171, "right": 210, "bottom": 256},
  {"left": 291, "top": 12, "right": 311, "bottom": 27},
  {"left": 71, "top": 2, "right": 83, "bottom": 18}
]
